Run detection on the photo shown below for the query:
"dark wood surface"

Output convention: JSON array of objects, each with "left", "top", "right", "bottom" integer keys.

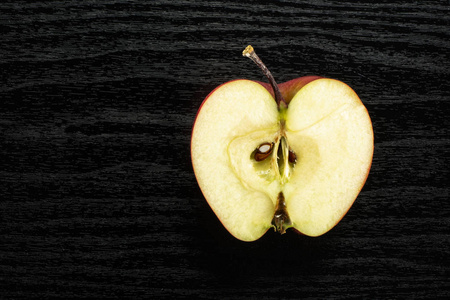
[{"left": 1, "top": 1, "right": 449, "bottom": 298}]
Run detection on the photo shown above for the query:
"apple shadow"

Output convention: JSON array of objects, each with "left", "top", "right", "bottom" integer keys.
[{"left": 193, "top": 217, "right": 340, "bottom": 288}]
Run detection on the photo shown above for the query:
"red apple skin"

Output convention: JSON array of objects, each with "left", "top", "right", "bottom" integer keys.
[{"left": 191, "top": 76, "right": 372, "bottom": 240}]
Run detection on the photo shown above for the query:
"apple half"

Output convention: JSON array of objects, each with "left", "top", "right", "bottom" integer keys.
[{"left": 191, "top": 46, "right": 373, "bottom": 242}]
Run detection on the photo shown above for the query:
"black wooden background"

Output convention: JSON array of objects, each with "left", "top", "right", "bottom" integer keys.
[{"left": 1, "top": 1, "right": 449, "bottom": 298}]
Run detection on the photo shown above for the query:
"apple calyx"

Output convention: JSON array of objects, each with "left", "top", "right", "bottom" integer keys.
[{"left": 272, "top": 192, "right": 291, "bottom": 234}]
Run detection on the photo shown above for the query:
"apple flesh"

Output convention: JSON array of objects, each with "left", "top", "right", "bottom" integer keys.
[{"left": 191, "top": 46, "right": 373, "bottom": 242}]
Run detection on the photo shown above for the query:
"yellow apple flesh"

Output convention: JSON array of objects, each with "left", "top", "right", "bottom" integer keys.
[{"left": 191, "top": 72, "right": 373, "bottom": 242}]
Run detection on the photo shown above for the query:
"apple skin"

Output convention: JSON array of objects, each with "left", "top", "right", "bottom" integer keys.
[{"left": 191, "top": 76, "right": 373, "bottom": 240}]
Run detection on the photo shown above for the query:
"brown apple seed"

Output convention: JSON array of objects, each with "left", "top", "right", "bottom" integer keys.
[
  {"left": 288, "top": 150, "right": 297, "bottom": 164},
  {"left": 254, "top": 142, "right": 273, "bottom": 161}
]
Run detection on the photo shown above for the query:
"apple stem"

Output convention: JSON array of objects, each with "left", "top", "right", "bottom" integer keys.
[{"left": 243, "top": 45, "right": 288, "bottom": 109}]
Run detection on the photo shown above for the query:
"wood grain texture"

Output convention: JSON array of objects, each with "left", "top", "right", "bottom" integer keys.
[{"left": 1, "top": 0, "right": 449, "bottom": 298}]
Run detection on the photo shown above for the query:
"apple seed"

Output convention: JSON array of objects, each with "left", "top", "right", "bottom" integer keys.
[
  {"left": 254, "top": 142, "right": 274, "bottom": 161},
  {"left": 288, "top": 150, "right": 297, "bottom": 164}
]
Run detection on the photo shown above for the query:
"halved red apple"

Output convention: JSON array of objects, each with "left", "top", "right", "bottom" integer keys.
[{"left": 191, "top": 46, "right": 374, "bottom": 242}]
